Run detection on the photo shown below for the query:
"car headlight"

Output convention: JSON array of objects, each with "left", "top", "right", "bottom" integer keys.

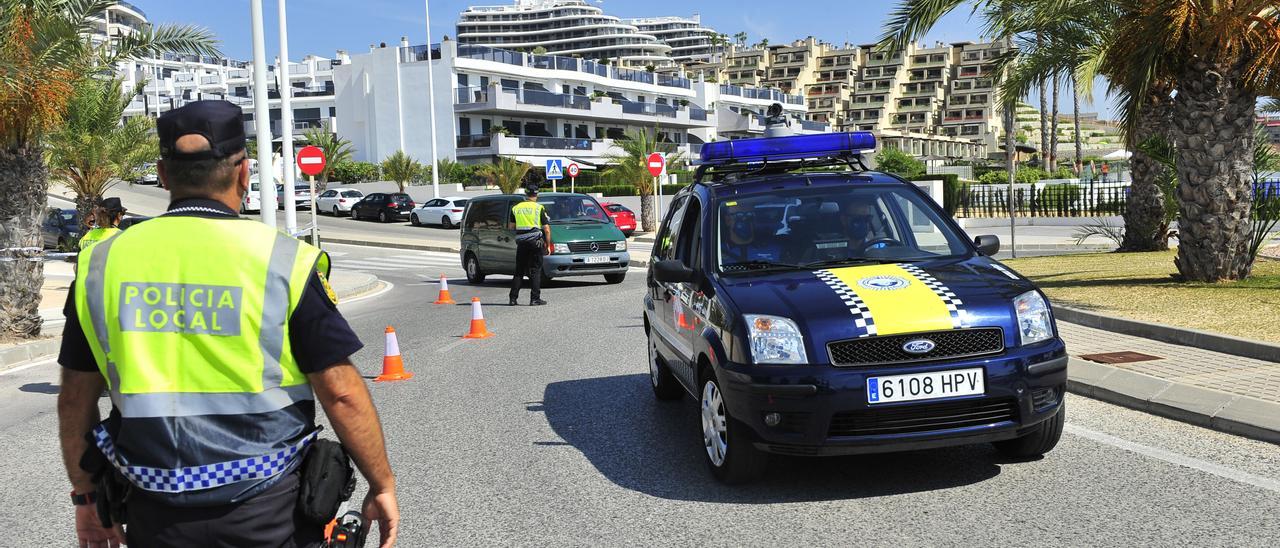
[
  {"left": 744, "top": 314, "right": 807, "bottom": 365},
  {"left": 553, "top": 243, "right": 570, "bottom": 254},
  {"left": 615, "top": 240, "right": 627, "bottom": 251},
  {"left": 1014, "top": 290, "right": 1053, "bottom": 345}
]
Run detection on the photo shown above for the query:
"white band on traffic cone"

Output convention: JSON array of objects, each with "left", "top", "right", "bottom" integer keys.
[
  {"left": 471, "top": 300, "right": 484, "bottom": 320},
  {"left": 440, "top": 275, "right": 449, "bottom": 292},
  {"left": 385, "top": 329, "right": 401, "bottom": 357}
]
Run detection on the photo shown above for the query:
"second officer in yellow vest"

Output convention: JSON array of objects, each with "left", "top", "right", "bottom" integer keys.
[
  {"left": 510, "top": 185, "right": 551, "bottom": 306},
  {"left": 56, "top": 101, "right": 399, "bottom": 547},
  {"left": 78, "top": 197, "right": 126, "bottom": 251}
]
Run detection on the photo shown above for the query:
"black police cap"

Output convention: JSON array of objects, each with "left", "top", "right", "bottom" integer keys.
[
  {"left": 96, "top": 197, "right": 126, "bottom": 214},
  {"left": 157, "top": 100, "right": 247, "bottom": 161}
]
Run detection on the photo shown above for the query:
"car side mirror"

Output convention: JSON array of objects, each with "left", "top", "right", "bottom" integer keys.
[
  {"left": 974, "top": 235, "right": 1000, "bottom": 256},
  {"left": 653, "top": 259, "right": 695, "bottom": 283}
]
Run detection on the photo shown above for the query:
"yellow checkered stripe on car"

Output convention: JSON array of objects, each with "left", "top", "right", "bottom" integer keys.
[{"left": 816, "top": 264, "right": 966, "bottom": 338}]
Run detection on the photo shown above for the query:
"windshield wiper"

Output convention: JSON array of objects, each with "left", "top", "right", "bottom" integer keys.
[
  {"left": 721, "top": 260, "right": 805, "bottom": 273},
  {"left": 800, "top": 258, "right": 898, "bottom": 269}
]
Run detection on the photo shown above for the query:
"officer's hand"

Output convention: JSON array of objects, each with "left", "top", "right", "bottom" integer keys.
[
  {"left": 75, "top": 504, "right": 124, "bottom": 548},
  {"left": 362, "top": 488, "right": 399, "bottom": 547}
]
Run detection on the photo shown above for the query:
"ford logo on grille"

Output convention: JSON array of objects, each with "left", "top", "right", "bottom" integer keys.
[
  {"left": 902, "top": 339, "right": 936, "bottom": 354},
  {"left": 590, "top": 242, "right": 599, "bottom": 252}
]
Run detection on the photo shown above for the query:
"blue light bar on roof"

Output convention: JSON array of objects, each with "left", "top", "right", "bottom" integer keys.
[{"left": 698, "top": 132, "right": 876, "bottom": 166}]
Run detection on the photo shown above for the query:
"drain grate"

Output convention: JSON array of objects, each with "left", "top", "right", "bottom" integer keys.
[{"left": 1079, "top": 351, "right": 1163, "bottom": 364}]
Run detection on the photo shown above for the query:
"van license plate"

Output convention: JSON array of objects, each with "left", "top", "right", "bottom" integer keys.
[
  {"left": 867, "top": 368, "right": 984, "bottom": 404},
  {"left": 584, "top": 255, "right": 610, "bottom": 264}
]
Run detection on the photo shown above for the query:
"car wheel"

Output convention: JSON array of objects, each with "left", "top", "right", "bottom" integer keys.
[
  {"left": 378, "top": 210, "right": 389, "bottom": 223},
  {"left": 993, "top": 401, "right": 1065, "bottom": 459},
  {"left": 332, "top": 206, "right": 340, "bottom": 217},
  {"left": 649, "top": 333, "right": 683, "bottom": 401},
  {"left": 464, "top": 253, "right": 486, "bottom": 284},
  {"left": 700, "top": 370, "right": 767, "bottom": 484},
  {"left": 441, "top": 216, "right": 453, "bottom": 229},
  {"left": 411, "top": 213, "right": 421, "bottom": 227},
  {"left": 604, "top": 273, "right": 626, "bottom": 284}
]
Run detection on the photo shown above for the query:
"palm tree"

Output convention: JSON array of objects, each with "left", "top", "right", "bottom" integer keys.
[
  {"left": 47, "top": 77, "right": 156, "bottom": 231},
  {"left": 733, "top": 31, "right": 748, "bottom": 48},
  {"left": 380, "top": 150, "right": 423, "bottom": 193},
  {"left": 1101, "top": 1, "right": 1280, "bottom": 281},
  {"left": 0, "top": 0, "right": 218, "bottom": 340},
  {"left": 476, "top": 156, "right": 531, "bottom": 194},
  {"left": 603, "top": 129, "right": 685, "bottom": 232},
  {"left": 1072, "top": 76, "right": 1082, "bottom": 174},
  {"left": 300, "top": 128, "right": 353, "bottom": 191},
  {"left": 1049, "top": 73, "right": 1060, "bottom": 171}
]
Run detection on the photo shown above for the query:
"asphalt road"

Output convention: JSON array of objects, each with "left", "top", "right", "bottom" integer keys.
[{"left": 3, "top": 243, "right": 1278, "bottom": 545}]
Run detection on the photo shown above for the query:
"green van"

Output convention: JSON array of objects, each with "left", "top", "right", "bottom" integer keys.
[{"left": 460, "top": 192, "right": 631, "bottom": 284}]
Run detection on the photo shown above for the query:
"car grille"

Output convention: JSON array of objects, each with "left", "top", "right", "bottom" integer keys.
[
  {"left": 567, "top": 241, "right": 619, "bottom": 253},
  {"left": 828, "top": 398, "right": 1017, "bottom": 437},
  {"left": 827, "top": 328, "right": 1004, "bottom": 367}
]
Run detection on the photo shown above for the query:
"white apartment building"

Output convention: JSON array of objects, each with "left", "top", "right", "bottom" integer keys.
[
  {"left": 626, "top": 15, "right": 723, "bottom": 65},
  {"left": 456, "top": 0, "right": 670, "bottom": 67},
  {"left": 333, "top": 39, "right": 828, "bottom": 169}
]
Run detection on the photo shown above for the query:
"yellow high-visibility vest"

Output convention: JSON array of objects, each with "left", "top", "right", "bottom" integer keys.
[
  {"left": 74, "top": 215, "right": 323, "bottom": 504},
  {"left": 78, "top": 226, "right": 120, "bottom": 251},
  {"left": 512, "top": 200, "right": 546, "bottom": 230}
]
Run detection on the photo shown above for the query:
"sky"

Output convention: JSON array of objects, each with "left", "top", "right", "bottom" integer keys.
[{"left": 133, "top": 0, "right": 1115, "bottom": 117}]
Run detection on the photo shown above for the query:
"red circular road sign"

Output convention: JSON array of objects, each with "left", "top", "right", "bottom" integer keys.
[
  {"left": 646, "top": 152, "right": 665, "bottom": 177},
  {"left": 567, "top": 163, "right": 580, "bottom": 178},
  {"left": 296, "top": 145, "right": 326, "bottom": 177}
]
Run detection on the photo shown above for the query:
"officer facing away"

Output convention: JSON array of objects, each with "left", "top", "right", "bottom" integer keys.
[
  {"left": 510, "top": 185, "right": 551, "bottom": 306},
  {"left": 78, "top": 197, "right": 126, "bottom": 251},
  {"left": 56, "top": 101, "right": 399, "bottom": 547}
]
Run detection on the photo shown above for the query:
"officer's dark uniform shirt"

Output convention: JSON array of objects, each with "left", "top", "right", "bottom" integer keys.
[{"left": 59, "top": 198, "right": 363, "bottom": 378}]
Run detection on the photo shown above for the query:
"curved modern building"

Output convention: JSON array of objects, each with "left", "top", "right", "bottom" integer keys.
[
  {"left": 456, "top": 0, "right": 671, "bottom": 66},
  {"left": 627, "top": 15, "right": 723, "bottom": 65}
]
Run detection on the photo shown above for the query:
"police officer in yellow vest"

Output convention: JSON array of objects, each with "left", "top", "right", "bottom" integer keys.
[
  {"left": 510, "top": 184, "right": 552, "bottom": 306},
  {"left": 56, "top": 101, "right": 399, "bottom": 548},
  {"left": 78, "top": 197, "right": 126, "bottom": 251}
]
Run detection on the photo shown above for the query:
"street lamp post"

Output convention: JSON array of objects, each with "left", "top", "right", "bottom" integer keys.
[
  {"left": 278, "top": 0, "right": 298, "bottom": 236},
  {"left": 424, "top": 0, "right": 441, "bottom": 199},
  {"left": 249, "top": 0, "right": 277, "bottom": 227}
]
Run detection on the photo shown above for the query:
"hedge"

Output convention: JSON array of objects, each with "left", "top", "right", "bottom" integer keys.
[{"left": 907, "top": 174, "right": 965, "bottom": 216}]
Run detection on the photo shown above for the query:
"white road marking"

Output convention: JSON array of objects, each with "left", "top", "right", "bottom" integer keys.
[
  {"left": 0, "top": 357, "right": 58, "bottom": 376},
  {"left": 338, "top": 281, "right": 395, "bottom": 307},
  {"left": 1065, "top": 423, "right": 1280, "bottom": 495},
  {"left": 437, "top": 338, "right": 469, "bottom": 353}
]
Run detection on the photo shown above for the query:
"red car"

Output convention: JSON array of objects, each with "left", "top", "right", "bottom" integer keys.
[{"left": 602, "top": 202, "right": 636, "bottom": 236}]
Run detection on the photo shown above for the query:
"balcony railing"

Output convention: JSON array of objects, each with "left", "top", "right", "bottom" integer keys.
[
  {"left": 799, "top": 120, "right": 829, "bottom": 132},
  {"left": 288, "top": 64, "right": 310, "bottom": 75},
  {"left": 228, "top": 69, "right": 250, "bottom": 79},
  {"left": 517, "top": 136, "right": 594, "bottom": 150},
  {"left": 718, "top": 84, "right": 804, "bottom": 105},
  {"left": 520, "top": 89, "right": 591, "bottom": 110},
  {"left": 457, "top": 134, "right": 493, "bottom": 148},
  {"left": 689, "top": 107, "right": 708, "bottom": 121},
  {"left": 200, "top": 75, "right": 222, "bottom": 85},
  {"left": 457, "top": 86, "right": 489, "bottom": 104},
  {"left": 452, "top": 44, "right": 690, "bottom": 89},
  {"left": 621, "top": 100, "right": 678, "bottom": 117}
]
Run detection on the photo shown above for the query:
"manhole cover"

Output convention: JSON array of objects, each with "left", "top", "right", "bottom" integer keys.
[{"left": 1079, "top": 351, "right": 1163, "bottom": 364}]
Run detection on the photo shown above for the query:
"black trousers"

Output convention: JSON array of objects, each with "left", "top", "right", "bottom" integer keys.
[
  {"left": 125, "top": 472, "right": 325, "bottom": 548},
  {"left": 510, "top": 238, "right": 544, "bottom": 301}
]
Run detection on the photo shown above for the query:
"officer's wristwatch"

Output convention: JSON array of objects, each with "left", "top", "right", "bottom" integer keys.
[{"left": 70, "top": 490, "right": 97, "bottom": 506}]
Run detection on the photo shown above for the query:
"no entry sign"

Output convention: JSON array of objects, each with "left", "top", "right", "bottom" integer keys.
[
  {"left": 296, "top": 145, "right": 326, "bottom": 177},
  {"left": 647, "top": 152, "right": 665, "bottom": 177}
]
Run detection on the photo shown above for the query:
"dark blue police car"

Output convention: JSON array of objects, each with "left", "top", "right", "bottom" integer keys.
[{"left": 644, "top": 132, "right": 1067, "bottom": 483}]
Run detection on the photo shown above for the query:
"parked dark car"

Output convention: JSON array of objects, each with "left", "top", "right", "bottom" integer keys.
[
  {"left": 350, "top": 193, "right": 416, "bottom": 222},
  {"left": 41, "top": 208, "right": 81, "bottom": 250}
]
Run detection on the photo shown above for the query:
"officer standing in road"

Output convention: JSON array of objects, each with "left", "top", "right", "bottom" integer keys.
[
  {"left": 56, "top": 101, "right": 399, "bottom": 548},
  {"left": 510, "top": 184, "right": 551, "bottom": 306},
  {"left": 78, "top": 197, "right": 126, "bottom": 251}
]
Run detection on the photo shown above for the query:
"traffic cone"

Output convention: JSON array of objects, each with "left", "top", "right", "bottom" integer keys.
[
  {"left": 375, "top": 326, "right": 413, "bottom": 382},
  {"left": 433, "top": 274, "right": 456, "bottom": 305},
  {"left": 463, "top": 297, "right": 493, "bottom": 339},
  {"left": 675, "top": 298, "right": 693, "bottom": 330}
]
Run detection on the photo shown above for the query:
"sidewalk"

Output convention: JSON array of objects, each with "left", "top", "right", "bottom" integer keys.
[{"left": 1059, "top": 321, "right": 1280, "bottom": 443}]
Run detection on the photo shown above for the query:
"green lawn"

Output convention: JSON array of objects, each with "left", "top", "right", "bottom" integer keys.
[{"left": 1003, "top": 251, "right": 1280, "bottom": 343}]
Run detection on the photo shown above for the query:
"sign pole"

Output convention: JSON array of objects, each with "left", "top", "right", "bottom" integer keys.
[
  {"left": 309, "top": 174, "right": 319, "bottom": 247},
  {"left": 571, "top": 176, "right": 575, "bottom": 193},
  {"left": 654, "top": 176, "right": 660, "bottom": 221}
]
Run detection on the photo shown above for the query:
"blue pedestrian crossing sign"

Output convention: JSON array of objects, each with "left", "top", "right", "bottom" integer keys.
[{"left": 545, "top": 159, "right": 564, "bottom": 180}]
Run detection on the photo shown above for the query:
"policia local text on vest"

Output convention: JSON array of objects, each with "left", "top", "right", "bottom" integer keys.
[{"left": 56, "top": 100, "right": 400, "bottom": 548}]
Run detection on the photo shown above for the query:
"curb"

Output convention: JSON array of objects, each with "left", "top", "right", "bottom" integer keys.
[
  {"left": 333, "top": 272, "right": 382, "bottom": 301},
  {"left": 322, "top": 237, "right": 459, "bottom": 255},
  {"left": 1066, "top": 358, "right": 1280, "bottom": 445},
  {"left": 0, "top": 338, "right": 60, "bottom": 373},
  {"left": 1056, "top": 307, "right": 1280, "bottom": 363}
]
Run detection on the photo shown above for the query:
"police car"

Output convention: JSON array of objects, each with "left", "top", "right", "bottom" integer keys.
[{"left": 643, "top": 131, "right": 1067, "bottom": 483}]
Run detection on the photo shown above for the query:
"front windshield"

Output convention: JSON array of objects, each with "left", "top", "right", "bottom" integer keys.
[
  {"left": 717, "top": 185, "right": 969, "bottom": 272},
  {"left": 59, "top": 211, "right": 78, "bottom": 224},
  {"left": 538, "top": 195, "right": 609, "bottom": 223}
]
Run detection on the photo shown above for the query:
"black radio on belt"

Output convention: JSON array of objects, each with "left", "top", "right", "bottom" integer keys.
[{"left": 327, "top": 511, "right": 367, "bottom": 548}]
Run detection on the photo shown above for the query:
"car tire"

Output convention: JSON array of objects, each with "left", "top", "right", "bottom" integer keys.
[
  {"left": 441, "top": 216, "right": 453, "bottom": 229},
  {"left": 604, "top": 273, "right": 626, "bottom": 284},
  {"left": 699, "top": 370, "right": 767, "bottom": 484},
  {"left": 464, "top": 253, "right": 486, "bottom": 284},
  {"left": 332, "top": 206, "right": 340, "bottom": 217},
  {"left": 378, "top": 210, "right": 389, "bottom": 223},
  {"left": 992, "top": 401, "right": 1065, "bottom": 459},
  {"left": 411, "top": 213, "right": 421, "bottom": 227},
  {"left": 648, "top": 333, "right": 683, "bottom": 401}
]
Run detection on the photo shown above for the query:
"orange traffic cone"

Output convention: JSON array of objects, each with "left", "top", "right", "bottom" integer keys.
[
  {"left": 675, "top": 298, "right": 693, "bottom": 329},
  {"left": 433, "top": 274, "right": 456, "bottom": 305},
  {"left": 463, "top": 297, "right": 493, "bottom": 339},
  {"left": 375, "top": 326, "right": 413, "bottom": 382}
]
